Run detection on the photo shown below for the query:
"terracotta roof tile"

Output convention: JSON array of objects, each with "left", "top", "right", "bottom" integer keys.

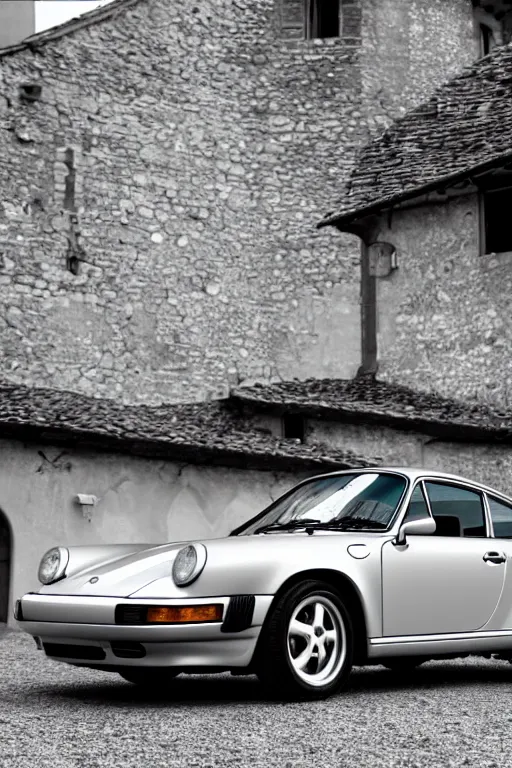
[
  {"left": 233, "top": 377, "right": 512, "bottom": 442},
  {"left": 0, "top": 383, "right": 378, "bottom": 472},
  {"left": 318, "top": 45, "right": 512, "bottom": 228}
]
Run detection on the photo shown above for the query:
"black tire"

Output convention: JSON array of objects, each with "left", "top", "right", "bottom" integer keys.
[
  {"left": 382, "top": 658, "right": 427, "bottom": 673},
  {"left": 119, "top": 668, "right": 180, "bottom": 687},
  {"left": 255, "top": 579, "right": 354, "bottom": 700}
]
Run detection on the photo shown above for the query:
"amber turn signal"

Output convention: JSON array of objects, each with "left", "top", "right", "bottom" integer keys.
[{"left": 146, "top": 604, "right": 223, "bottom": 624}]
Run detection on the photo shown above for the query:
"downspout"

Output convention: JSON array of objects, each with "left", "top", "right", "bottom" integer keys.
[{"left": 357, "top": 238, "right": 377, "bottom": 377}]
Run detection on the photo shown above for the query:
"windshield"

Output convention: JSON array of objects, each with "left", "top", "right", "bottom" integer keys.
[{"left": 232, "top": 472, "right": 408, "bottom": 535}]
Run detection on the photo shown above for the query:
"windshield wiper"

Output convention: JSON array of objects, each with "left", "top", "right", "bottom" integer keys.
[
  {"left": 255, "top": 518, "right": 322, "bottom": 534},
  {"left": 306, "top": 518, "right": 388, "bottom": 531},
  {"left": 255, "top": 517, "right": 388, "bottom": 534}
]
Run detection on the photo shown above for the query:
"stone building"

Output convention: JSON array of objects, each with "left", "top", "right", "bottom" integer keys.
[
  {"left": 0, "top": 0, "right": 510, "bottom": 624},
  {"left": 0, "top": 0, "right": 485, "bottom": 404},
  {"left": 318, "top": 37, "right": 512, "bottom": 408}
]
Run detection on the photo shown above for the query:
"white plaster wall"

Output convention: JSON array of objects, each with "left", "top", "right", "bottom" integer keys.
[{"left": 0, "top": 437, "right": 304, "bottom": 625}]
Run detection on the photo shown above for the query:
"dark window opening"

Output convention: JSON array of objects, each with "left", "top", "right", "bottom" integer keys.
[
  {"left": 306, "top": 0, "right": 340, "bottom": 39},
  {"left": 283, "top": 413, "right": 305, "bottom": 442},
  {"left": 480, "top": 23, "right": 495, "bottom": 55},
  {"left": 483, "top": 187, "right": 512, "bottom": 254},
  {"left": 280, "top": 0, "right": 340, "bottom": 40}
]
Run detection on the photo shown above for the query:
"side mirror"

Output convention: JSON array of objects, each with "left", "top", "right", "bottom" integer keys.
[{"left": 394, "top": 516, "right": 436, "bottom": 546}]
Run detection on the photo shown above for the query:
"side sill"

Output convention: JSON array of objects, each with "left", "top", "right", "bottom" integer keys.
[{"left": 368, "top": 629, "right": 512, "bottom": 658}]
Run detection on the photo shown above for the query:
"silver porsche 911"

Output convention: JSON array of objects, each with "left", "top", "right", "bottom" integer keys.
[{"left": 15, "top": 467, "right": 512, "bottom": 700}]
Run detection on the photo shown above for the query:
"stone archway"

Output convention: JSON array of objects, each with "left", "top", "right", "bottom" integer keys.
[{"left": 0, "top": 510, "right": 11, "bottom": 624}]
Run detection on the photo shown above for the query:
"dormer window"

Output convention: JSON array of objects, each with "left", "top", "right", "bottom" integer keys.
[{"left": 281, "top": 0, "right": 340, "bottom": 40}]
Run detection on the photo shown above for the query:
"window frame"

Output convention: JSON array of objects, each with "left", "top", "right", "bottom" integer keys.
[
  {"left": 484, "top": 492, "right": 512, "bottom": 538},
  {"left": 421, "top": 478, "right": 491, "bottom": 539},
  {"left": 229, "top": 469, "right": 411, "bottom": 536},
  {"left": 403, "top": 480, "right": 434, "bottom": 524}
]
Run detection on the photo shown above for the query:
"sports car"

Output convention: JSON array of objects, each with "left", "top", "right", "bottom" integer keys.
[{"left": 15, "top": 467, "right": 512, "bottom": 699}]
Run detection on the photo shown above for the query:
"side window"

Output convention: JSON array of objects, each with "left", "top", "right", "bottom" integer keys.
[
  {"left": 424, "top": 482, "right": 487, "bottom": 538},
  {"left": 488, "top": 496, "right": 512, "bottom": 539},
  {"left": 404, "top": 484, "right": 431, "bottom": 522}
]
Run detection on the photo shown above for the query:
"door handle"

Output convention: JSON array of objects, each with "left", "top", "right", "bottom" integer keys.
[{"left": 483, "top": 551, "right": 507, "bottom": 564}]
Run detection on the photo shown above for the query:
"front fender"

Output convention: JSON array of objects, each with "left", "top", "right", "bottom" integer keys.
[{"left": 129, "top": 535, "right": 387, "bottom": 638}]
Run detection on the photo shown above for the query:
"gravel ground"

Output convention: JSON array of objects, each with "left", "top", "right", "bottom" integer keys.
[{"left": 2, "top": 628, "right": 512, "bottom": 768}]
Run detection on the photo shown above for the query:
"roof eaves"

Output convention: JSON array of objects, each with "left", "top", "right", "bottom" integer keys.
[
  {"left": 0, "top": 0, "right": 143, "bottom": 58},
  {"left": 231, "top": 389, "right": 512, "bottom": 444},
  {"left": 0, "top": 417, "right": 376, "bottom": 473},
  {"left": 0, "top": 383, "right": 379, "bottom": 472},
  {"left": 318, "top": 127, "right": 512, "bottom": 230}
]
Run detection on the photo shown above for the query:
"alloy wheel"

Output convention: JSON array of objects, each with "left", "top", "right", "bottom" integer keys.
[{"left": 286, "top": 594, "right": 347, "bottom": 687}]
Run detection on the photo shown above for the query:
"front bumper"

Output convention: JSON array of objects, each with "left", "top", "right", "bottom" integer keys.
[{"left": 16, "top": 593, "right": 273, "bottom": 669}]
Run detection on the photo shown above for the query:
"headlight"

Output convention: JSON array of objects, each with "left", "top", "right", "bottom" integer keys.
[
  {"left": 172, "top": 544, "right": 207, "bottom": 587},
  {"left": 38, "top": 547, "right": 69, "bottom": 585}
]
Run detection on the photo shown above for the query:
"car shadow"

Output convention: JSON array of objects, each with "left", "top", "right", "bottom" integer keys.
[{"left": 26, "top": 660, "right": 512, "bottom": 708}]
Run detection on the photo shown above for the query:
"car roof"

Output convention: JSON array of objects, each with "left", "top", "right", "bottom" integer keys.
[{"left": 316, "top": 466, "right": 512, "bottom": 502}]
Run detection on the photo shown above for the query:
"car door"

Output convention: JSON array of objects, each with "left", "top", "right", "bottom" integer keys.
[
  {"left": 480, "top": 493, "right": 512, "bottom": 630},
  {"left": 381, "top": 480, "right": 506, "bottom": 637}
]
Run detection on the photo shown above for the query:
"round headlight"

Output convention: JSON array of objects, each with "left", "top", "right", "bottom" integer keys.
[
  {"left": 38, "top": 547, "right": 69, "bottom": 585},
  {"left": 172, "top": 544, "right": 207, "bottom": 587}
]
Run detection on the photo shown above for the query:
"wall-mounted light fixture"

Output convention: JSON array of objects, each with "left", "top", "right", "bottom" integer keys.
[
  {"left": 75, "top": 494, "right": 98, "bottom": 522},
  {"left": 368, "top": 242, "right": 398, "bottom": 277}
]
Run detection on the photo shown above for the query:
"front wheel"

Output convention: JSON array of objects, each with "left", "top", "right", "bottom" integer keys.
[
  {"left": 118, "top": 668, "right": 180, "bottom": 687},
  {"left": 256, "top": 580, "right": 354, "bottom": 700}
]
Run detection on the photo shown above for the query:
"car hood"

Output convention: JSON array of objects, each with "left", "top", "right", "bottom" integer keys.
[{"left": 39, "top": 531, "right": 390, "bottom": 599}]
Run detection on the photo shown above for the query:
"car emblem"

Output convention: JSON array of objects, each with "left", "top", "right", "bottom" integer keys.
[{"left": 89, "top": 577, "right": 99, "bottom": 584}]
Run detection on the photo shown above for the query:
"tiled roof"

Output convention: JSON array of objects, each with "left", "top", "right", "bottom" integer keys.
[
  {"left": 318, "top": 44, "right": 512, "bottom": 229},
  {"left": 0, "top": 0, "right": 142, "bottom": 57},
  {"left": 0, "top": 383, "right": 377, "bottom": 472},
  {"left": 232, "top": 377, "right": 512, "bottom": 443}
]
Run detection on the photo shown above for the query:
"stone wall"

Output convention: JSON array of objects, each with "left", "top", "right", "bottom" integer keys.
[
  {"left": 362, "top": 0, "right": 478, "bottom": 130},
  {"left": 308, "top": 418, "right": 512, "bottom": 497},
  {"left": 237, "top": 412, "right": 512, "bottom": 496},
  {"left": 0, "top": 0, "right": 481, "bottom": 404},
  {"left": 0, "top": 435, "right": 304, "bottom": 625},
  {"left": 361, "top": 193, "right": 512, "bottom": 407}
]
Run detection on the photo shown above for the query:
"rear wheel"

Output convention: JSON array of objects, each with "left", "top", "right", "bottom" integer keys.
[
  {"left": 256, "top": 580, "right": 354, "bottom": 700},
  {"left": 119, "top": 669, "right": 180, "bottom": 687}
]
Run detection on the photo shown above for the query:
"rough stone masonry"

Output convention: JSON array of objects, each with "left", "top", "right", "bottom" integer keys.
[{"left": 0, "top": 0, "right": 479, "bottom": 404}]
